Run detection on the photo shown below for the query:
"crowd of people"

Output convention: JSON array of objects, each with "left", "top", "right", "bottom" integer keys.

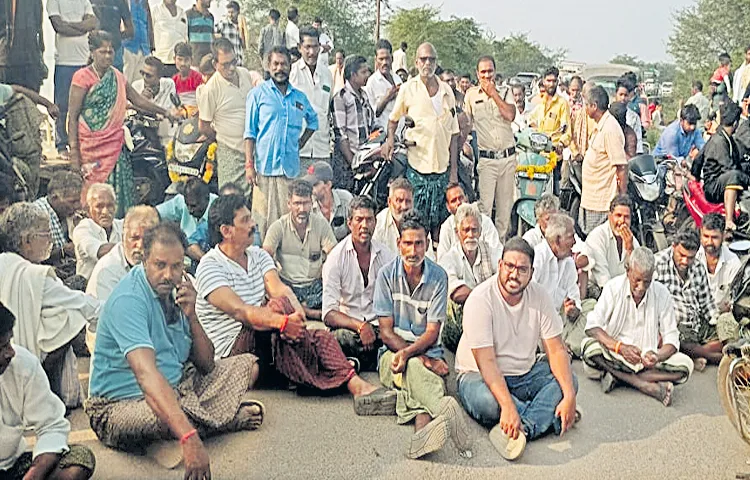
[{"left": 0, "top": 1, "right": 749, "bottom": 479}]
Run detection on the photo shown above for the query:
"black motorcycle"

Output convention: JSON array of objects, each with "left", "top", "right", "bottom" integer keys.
[
  {"left": 628, "top": 154, "right": 669, "bottom": 252},
  {"left": 125, "top": 111, "right": 170, "bottom": 206}
]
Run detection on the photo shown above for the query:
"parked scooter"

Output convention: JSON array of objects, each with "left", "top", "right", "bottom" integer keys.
[
  {"left": 628, "top": 154, "right": 669, "bottom": 251},
  {"left": 124, "top": 111, "right": 170, "bottom": 205}
]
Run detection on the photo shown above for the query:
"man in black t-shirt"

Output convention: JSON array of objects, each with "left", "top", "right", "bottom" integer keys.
[{"left": 90, "top": 0, "right": 134, "bottom": 71}]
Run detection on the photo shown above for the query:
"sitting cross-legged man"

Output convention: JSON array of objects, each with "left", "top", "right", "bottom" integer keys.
[
  {"left": 375, "top": 211, "right": 472, "bottom": 459},
  {"left": 455, "top": 237, "right": 578, "bottom": 461},
  {"left": 85, "top": 223, "right": 264, "bottom": 480},
  {"left": 72, "top": 183, "right": 123, "bottom": 280},
  {"left": 0, "top": 303, "right": 96, "bottom": 480},
  {"left": 322, "top": 195, "right": 395, "bottom": 371},
  {"left": 582, "top": 247, "right": 694, "bottom": 406},
  {"left": 195, "top": 194, "right": 396, "bottom": 414}
]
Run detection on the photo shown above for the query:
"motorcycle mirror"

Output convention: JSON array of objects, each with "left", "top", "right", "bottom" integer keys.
[
  {"left": 170, "top": 93, "right": 181, "bottom": 107},
  {"left": 403, "top": 116, "right": 415, "bottom": 129}
]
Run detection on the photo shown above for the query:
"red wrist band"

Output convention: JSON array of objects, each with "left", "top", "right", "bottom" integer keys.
[
  {"left": 180, "top": 429, "right": 197, "bottom": 445},
  {"left": 280, "top": 315, "right": 289, "bottom": 334}
]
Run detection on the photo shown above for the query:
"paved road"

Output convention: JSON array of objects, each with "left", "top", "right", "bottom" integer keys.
[{"left": 63, "top": 357, "right": 747, "bottom": 480}]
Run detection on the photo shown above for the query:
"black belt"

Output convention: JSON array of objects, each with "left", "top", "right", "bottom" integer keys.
[{"left": 479, "top": 146, "right": 516, "bottom": 160}]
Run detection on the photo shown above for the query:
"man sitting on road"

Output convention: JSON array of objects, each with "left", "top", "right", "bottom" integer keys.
[
  {"left": 375, "top": 212, "right": 472, "bottom": 459},
  {"left": 72, "top": 184, "right": 122, "bottom": 280},
  {"left": 436, "top": 183, "right": 501, "bottom": 262},
  {"left": 85, "top": 222, "right": 264, "bottom": 480},
  {"left": 195, "top": 194, "right": 396, "bottom": 412},
  {"left": 455, "top": 237, "right": 578, "bottom": 461},
  {"left": 582, "top": 247, "right": 694, "bottom": 407},
  {"left": 304, "top": 161, "right": 353, "bottom": 242},
  {"left": 0, "top": 304, "right": 96, "bottom": 480},
  {"left": 322, "top": 196, "right": 395, "bottom": 371},
  {"left": 373, "top": 178, "right": 433, "bottom": 256},
  {"left": 439, "top": 203, "right": 500, "bottom": 353},
  {"left": 263, "top": 180, "right": 337, "bottom": 321},
  {"left": 157, "top": 177, "right": 217, "bottom": 263},
  {"left": 654, "top": 226, "right": 720, "bottom": 370}
]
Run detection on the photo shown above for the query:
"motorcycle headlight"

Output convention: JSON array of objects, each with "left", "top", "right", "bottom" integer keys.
[
  {"left": 635, "top": 180, "right": 661, "bottom": 202},
  {"left": 529, "top": 133, "right": 549, "bottom": 151}
]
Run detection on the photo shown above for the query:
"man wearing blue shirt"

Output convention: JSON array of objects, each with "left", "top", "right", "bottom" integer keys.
[
  {"left": 122, "top": 0, "right": 154, "bottom": 84},
  {"left": 85, "top": 222, "right": 263, "bottom": 479},
  {"left": 156, "top": 177, "right": 216, "bottom": 262},
  {"left": 244, "top": 46, "right": 318, "bottom": 237},
  {"left": 653, "top": 104, "right": 705, "bottom": 159}
]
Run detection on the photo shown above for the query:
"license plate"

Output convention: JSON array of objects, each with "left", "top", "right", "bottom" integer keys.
[{"left": 168, "top": 164, "right": 200, "bottom": 176}]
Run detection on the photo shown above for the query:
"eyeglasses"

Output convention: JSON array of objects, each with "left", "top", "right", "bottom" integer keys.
[
  {"left": 502, "top": 262, "right": 531, "bottom": 275},
  {"left": 31, "top": 231, "right": 51, "bottom": 239},
  {"left": 417, "top": 56, "right": 437, "bottom": 64}
]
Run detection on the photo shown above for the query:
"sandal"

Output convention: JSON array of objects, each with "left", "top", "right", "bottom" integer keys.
[{"left": 354, "top": 387, "right": 397, "bottom": 416}]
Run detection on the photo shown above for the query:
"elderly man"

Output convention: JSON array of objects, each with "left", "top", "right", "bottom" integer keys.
[
  {"left": 290, "top": 27, "right": 334, "bottom": 173},
  {"left": 582, "top": 247, "right": 694, "bottom": 406},
  {"left": 374, "top": 178, "right": 419, "bottom": 254},
  {"left": 580, "top": 85, "right": 628, "bottom": 233},
  {"left": 156, "top": 177, "right": 216, "bottom": 261},
  {"left": 375, "top": 212, "right": 472, "bottom": 459},
  {"left": 0, "top": 304, "right": 96, "bottom": 480},
  {"left": 72, "top": 183, "right": 123, "bottom": 279},
  {"left": 263, "top": 180, "right": 337, "bottom": 320},
  {"left": 0, "top": 203, "right": 100, "bottom": 409},
  {"left": 455, "top": 237, "right": 578, "bottom": 461},
  {"left": 195, "top": 194, "right": 395, "bottom": 412},
  {"left": 365, "top": 39, "right": 403, "bottom": 130},
  {"left": 323, "top": 196, "right": 395, "bottom": 370},
  {"left": 439, "top": 203, "right": 500, "bottom": 353},
  {"left": 464, "top": 55, "right": 517, "bottom": 238},
  {"left": 655, "top": 227, "right": 721, "bottom": 370},
  {"left": 87, "top": 206, "right": 160, "bottom": 303},
  {"left": 383, "top": 42, "right": 460, "bottom": 246},
  {"left": 586, "top": 195, "right": 640, "bottom": 291},
  {"left": 437, "top": 182, "right": 500, "bottom": 262},
  {"left": 132, "top": 56, "right": 178, "bottom": 146},
  {"left": 34, "top": 172, "right": 83, "bottom": 269},
  {"left": 245, "top": 46, "right": 318, "bottom": 237},
  {"left": 86, "top": 222, "right": 263, "bottom": 480},
  {"left": 304, "top": 161, "right": 353, "bottom": 242}
]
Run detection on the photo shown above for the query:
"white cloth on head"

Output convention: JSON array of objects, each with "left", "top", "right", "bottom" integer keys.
[
  {"left": 532, "top": 240, "right": 581, "bottom": 311},
  {"left": 72, "top": 218, "right": 123, "bottom": 279},
  {"left": 437, "top": 210, "right": 501, "bottom": 262}
]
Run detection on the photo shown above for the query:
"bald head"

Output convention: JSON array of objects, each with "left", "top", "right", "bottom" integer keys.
[{"left": 416, "top": 43, "right": 437, "bottom": 79}]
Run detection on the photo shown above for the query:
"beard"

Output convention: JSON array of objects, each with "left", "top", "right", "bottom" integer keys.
[
  {"left": 463, "top": 239, "right": 479, "bottom": 252},
  {"left": 403, "top": 255, "right": 424, "bottom": 268}
]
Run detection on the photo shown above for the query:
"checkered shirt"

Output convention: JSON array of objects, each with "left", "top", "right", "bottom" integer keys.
[
  {"left": 34, "top": 196, "right": 67, "bottom": 252},
  {"left": 332, "top": 81, "right": 375, "bottom": 156},
  {"left": 654, "top": 246, "right": 719, "bottom": 333},
  {"left": 215, "top": 19, "right": 244, "bottom": 66}
]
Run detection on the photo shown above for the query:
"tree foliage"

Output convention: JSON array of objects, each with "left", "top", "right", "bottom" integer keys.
[{"left": 491, "top": 34, "right": 563, "bottom": 77}]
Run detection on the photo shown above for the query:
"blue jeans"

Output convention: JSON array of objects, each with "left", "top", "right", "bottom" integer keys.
[
  {"left": 457, "top": 361, "right": 578, "bottom": 440},
  {"left": 53, "top": 65, "right": 83, "bottom": 150}
]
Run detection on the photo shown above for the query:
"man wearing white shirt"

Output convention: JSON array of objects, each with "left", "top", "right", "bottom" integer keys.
[
  {"left": 290, "top": 26, "right": 334, "bottom": 172},
  {"left": 585, "top": 195, "right": 639, "bottom": 290},
  {"left": 0, "top": 304, "right": 96, "bottom": 479},
  {"left": 323, "top": 196, "right": 395, "bottom": 370},
  {"left": 131, "top": 56, "right": 178, "bottom": 146},
  {"left": 437, "top": 183, "right": 500, "bottom": 262},
  {"left": 392, "top": 42, "right": 408, "bottom": 75},
  {"left": 364, "top": 39, "right": 403, "bottom": 130},
  {"left": 373, "top": 178, "right": 434, "bottom": 257},
  {"left": 72, "top": 184, "right": 123, "bottom": 279},
  {"left": 733, "top": 46, "right": 750, "bottom": 102},
  {"left": 582, "top": 247, "right": 694, "bottom": 406},
  {"left": 151, "top": 0, "right": 188, "bottom": 78},
  {"left": 312, "top": 17, "right": 332, "bottom": 66},
  {"left": 285, "top": 6, "right": 300, "bottom": 50}
]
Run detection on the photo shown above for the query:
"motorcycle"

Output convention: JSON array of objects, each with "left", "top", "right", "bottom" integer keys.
[
  {"left": 627, "top": 154, "right": 669, "bottom": 252},
  {"left": 124, "top": 111, "right": 170, "bottom": 206}
]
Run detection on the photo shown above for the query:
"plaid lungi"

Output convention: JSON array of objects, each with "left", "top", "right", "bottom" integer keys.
[
  {"left": 84, "top": 354, "right": 259, "bottom": 451},
  {"left": 405, "top": 167, "right": 449, "bottom": 233},
  {"left": 285, "top": 278, "right": 323, "bottom": 310},
  {"left": 2, "top": 446, "right": 96, "bottom": 479},
  {"left": 580, "top": 208, "right": 609, "bottom": 235}
]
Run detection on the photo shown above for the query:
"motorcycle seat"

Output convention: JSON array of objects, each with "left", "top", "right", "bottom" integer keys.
[{"left": 686, "top": 179, "right": 725, "bottom": 215}]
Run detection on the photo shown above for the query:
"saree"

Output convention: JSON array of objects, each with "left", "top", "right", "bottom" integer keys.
[{"left": 72, "top": 66, "right": 134, "bottom": 217}]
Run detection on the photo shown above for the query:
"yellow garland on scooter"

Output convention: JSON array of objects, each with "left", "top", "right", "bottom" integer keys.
[
  {"left": 515, "top": 151, "right": 558, "bottom": 180},
  {"left": 204, "top": 143, "right": 218, "bottom": 183}
]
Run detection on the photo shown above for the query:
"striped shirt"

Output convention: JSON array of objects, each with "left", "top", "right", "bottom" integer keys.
[
  {"left": 195, "top": 246, "right": 276, "bottom": 359},
  {"left": 332, "top": 81, "right": 374, "bottom": 155},
  {"left": 186, "top": 6, "right": 214, "bottom": 63},
  {"left": 374, "top": 256, "right": 447, "bottom": 359}
]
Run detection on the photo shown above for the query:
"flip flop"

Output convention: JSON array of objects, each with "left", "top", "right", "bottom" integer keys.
[
  {"left": 694, "top": 357, "right": 707, "bottom": 372},
  {"left": 354, "top": 387, "right": 397, "bottom": 416},
  {"left": 347, "top": 356, "right": 361, "bottom": 374},
  {"left": 233, "top": 396, "right": 266, "bottom": 431},
  {"left": 659, "top": 382, "right": 674, "bottom": 407},
  {"left": 601, "top": 372, "right": 617, "bottom": 394},
  {"left": 489, "top": 425, "right": 526, "bottom": 461}
]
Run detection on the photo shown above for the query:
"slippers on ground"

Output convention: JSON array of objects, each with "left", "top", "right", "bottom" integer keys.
[
  {"left": 347, "top": 356, "right": 361, "bottom": 374},
  {"left": 601, "top": 372, "right": 617, "bottom": 394},
  {"left": 354, "top": 387, "right": 397, "bottom": 416}
]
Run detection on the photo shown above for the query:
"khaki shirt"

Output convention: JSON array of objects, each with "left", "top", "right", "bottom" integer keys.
[
  {"left": 581, "top": 111, "right": 628, "bottom": 212},
  {"left": 389, "top": 76, "right": 460, "bottom": 174},
  {"left": 464, "top": 85, "right": 515, "bottom": 152},
  {"left": 263, "top": 212, "right": 337, "bottom": 286}
]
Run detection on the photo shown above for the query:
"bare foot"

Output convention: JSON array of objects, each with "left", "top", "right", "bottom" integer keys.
[
  {"left": 694, "top": 357, "right": 707, "bottom": 372},
  {"left": 347, "top": 375, "right": 378, "bottom": 396},
  {"left": 658, "top": 382, "right": 674, "bottom": 407}
]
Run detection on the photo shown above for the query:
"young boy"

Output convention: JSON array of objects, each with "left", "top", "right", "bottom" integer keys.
[{"left": 172, "top": 42, "right": 204, "bottom": 112}]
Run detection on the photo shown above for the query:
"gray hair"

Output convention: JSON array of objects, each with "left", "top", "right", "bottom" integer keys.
[
  {"left": 544, "top": 213, "right": 574, "bottom": 243},
  {"left": 625, "top": 246, "right": 655, "bottom": 275},
  {"left": 0, "top": 202, "right": 50, "bottom": 254},
  {"left": 534, "top": 193, "right": 560, "bottom": 219},
  {"left": 123, "top": 205, "right": 159, "bottom": 233},
  {"left": 388, "top": 177, "right": 413, "bottom": 197},
  {"left": 454, "top": 203, "right": 482, "bottom": 235},
  {"left": 86, "top": 183, "right": 116, "bottom": 207}
]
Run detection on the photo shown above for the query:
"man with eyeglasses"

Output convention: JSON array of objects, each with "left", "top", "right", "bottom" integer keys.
[
  {"left": 455, "top": 237, "right": 578, "bottom": 461},
  {"left": 132, "top": 56, "right": 177, "bottom": 146}
]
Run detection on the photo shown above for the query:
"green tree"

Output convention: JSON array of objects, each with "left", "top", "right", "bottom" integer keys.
[
  {"left": 609, "top": 54, "right": 641, "bottom": 67},
  {"left": 491, "top": 34, "right": 564, "bottom": 78}
]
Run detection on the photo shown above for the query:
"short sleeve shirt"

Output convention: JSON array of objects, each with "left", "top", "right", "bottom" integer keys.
[
  {"left": 195, "top": 246, "right": 276, "bottom": 358},
  {"left": 581, "top": 111, "right": 628, "bottom": 212},
  {"left": 90, "top": 0, "right": 131, "bottom": 50},
  {"left": 156, "top": 193, "right": 216, "bottom": 239},
  {"left": 186, "top": 7, "right": 214, "bottom": 62},
  {"left": 464, "top": 85, "right": 515, "bottom": 152},
  {"left": 47, "top": 0, "right": 94, "bottom": 66},
  {"left": 198, "top": 67, "right": 256, "bottom": 152}
]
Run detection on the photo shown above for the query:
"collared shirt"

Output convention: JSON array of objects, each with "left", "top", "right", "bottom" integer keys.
[
  {"left": 313, "top": 189, "right": 352, "bottom": 241},
  {"left": 734, "top": 63, "right": 750, "bottom": 102},
  {"left": 392, "top": 48, "right": 407, "bottom": 74},
  {"left": 156, "top": 193, "right": 217, "bottom": 239},
  {"left": 585, "top": 274, "right": 680, "bottom": 353},
  {"left": 290, "top": 59, "right": 334, "bottom": 159},
  {"left": 625, "top": 108, "right": 644, "bottom": 154},
  {"left": 91, "top": 0, "right": 131, "bottom": 50},
  {"left": 329, "top": 64, "right": 345, "bottom": 95},
  {"left": 122, "top": 0, "right": 150, "bottom": 55},
  {"left": 389, "top": 76, "right": 460, "bottom": 174},
  {"left": 523, "top": 225, "right": 595, "bottom": 272},
  {"left": 34, "top": 196, "right": 68, "bottom": 252},
  {"left": 364, "top": 70, "right": 403, "bottom": 128},
  {"left": 47, "top": 0, "right": 94, "bottom": 66},
  {"left": 0, "top": 346, "right": 71, "bottom": 470},
  {"left": 89, "top": 265, "right": 192, "bottom": 401},
  {"left": 244, "top": 79, "right": 318, "bottom": 178},
  {"left": 528, "top": 93, "right": 571, "bottom": 147},
  {"left": 532, "top": 240, "right": 581, "bottom": 311},
  {"left": 318, "top": 32, "right": 332, "bottom": 66},
  {"left": 72, "top": 217, "right": 124, "bottom": 279},
  {"left": 581, "top": 111, "right": 628, "bottom": 212},
  {"left": 685, "top": 92, "right": 710, "bottom": 129},
  {"left": 512, "top": 104, "right": 531, "bottom": 133},
  {"left": 440, "top": 242, "right": 499, "bottom": 295},
  {"left": 332, "top": 81, "right": 375, "bottom": 156},
  {"left": 263, "top": 212, "right": 337, "bottom": 286},
  {"left": 654, "top": 247, "right": 719, "bottom": 331},
  {"left": 199, "top": 67, "right": 257, "bottom": 152},
  {"left": 585, "top": 221, "right": 640, "bottom": 288},
  {"left": 653, "top": 119, "right": 706, "bottom": 158},
  {"left": 464, "top": 85, "right": 515, "bottom": 152},
  {"left": 215, "top": 18, "right": 243, "bottom": 66},
  {"left": 374, "top": 256, "right": 447, "bottom": 359},
  {"left": 436, "top": 211, "right": 501, "bottom": 262},
  {"left": 86, "top": 242, "right": 131, "bottom": 303},
  {"left": 186, "top": 6, "right": 214, "bottom": 62},
  {"left": 257, "top": 23, "right": 284, "bottom": 58},
  {"left": 372, "top": 208, "right": 435, "bottom": 259},
  {"left": 322, "top": 235, "right": 395, "bottom": 323},
  {"left": 697, "top": 245, "right": 742, "bottom": 310},
  {"left": 285, "top": 19, "right": 299, "bottom": 49},
  {"left": 151, "top": 2, "right": 187, "bottom": 64},
  {"left": 133, "top": 77, "right": 177, "bottom": 142}
]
